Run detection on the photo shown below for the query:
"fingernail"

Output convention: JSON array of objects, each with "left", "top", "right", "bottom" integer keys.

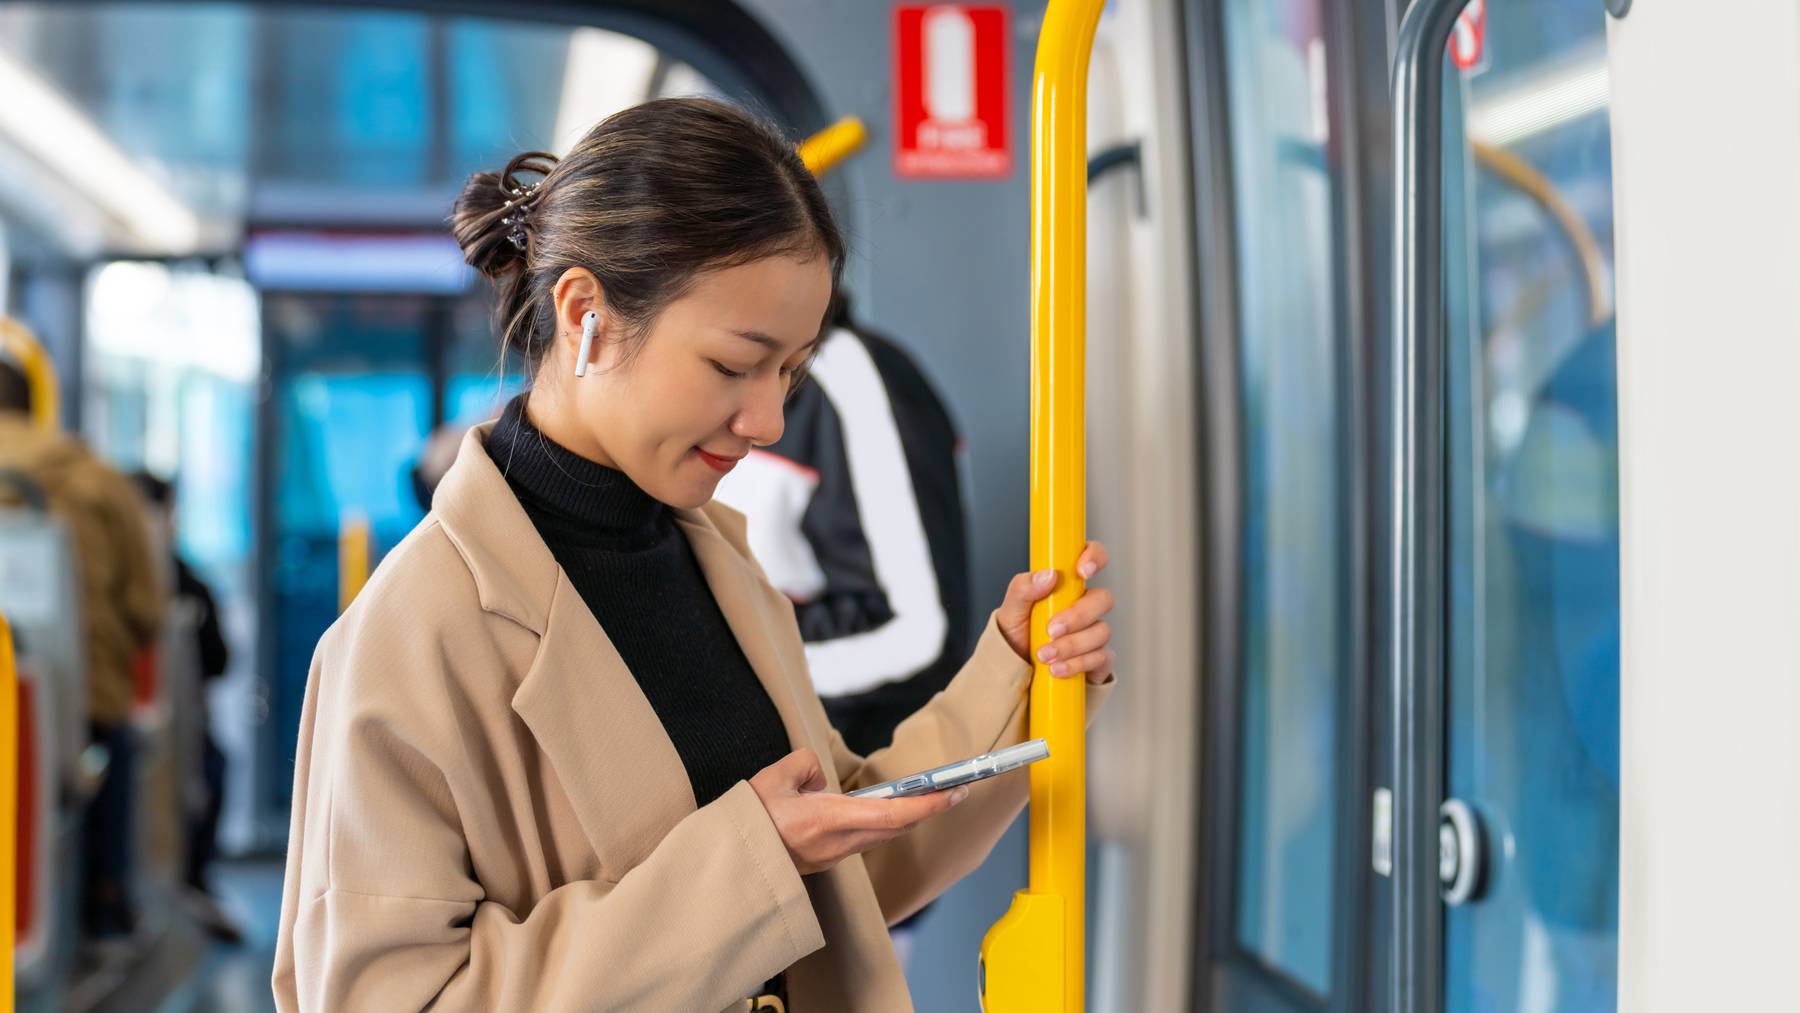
[
  {"left": 1034, "top": 570, "right": 1055, "bottom": 585},
  {"left": 1048, "top": 623, "right": 1065, "bottom": 638},
  {"left": 1051, "top": 662, "right": 1068, "bottom": 676},
  {"left": 1038, "top": 646, "right": 1058, "bottom": 662},
  {"left": 950, "top": 787, "right": 970, "bottom": 805},
  {"left": 1079, "top": 562, "right": 1096, "bottom": 578}
]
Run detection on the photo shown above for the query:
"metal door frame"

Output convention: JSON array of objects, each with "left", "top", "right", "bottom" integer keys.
[{"left": 1386, "top": 1, "right": 1494, "bottom": 1012}]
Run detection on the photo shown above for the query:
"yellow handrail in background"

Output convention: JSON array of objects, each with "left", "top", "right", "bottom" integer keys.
[
  {"left": 0, "top": 317, "right": 60, "bottom": 432},
  {"left": 798, "top": 116, "right": 868, "bottom": 178},
  {"left": 1470, "top": 139, "right": 1612, "bottom": 327},
  {"left": 338, "top": 514, "right": 371, "bottom": 612},
  {"left": 2, "top": 611, "right": 18, "bottom": 1013},
  {"left": 979, "top": 0, "right": 1105, "bottom": 1009}
]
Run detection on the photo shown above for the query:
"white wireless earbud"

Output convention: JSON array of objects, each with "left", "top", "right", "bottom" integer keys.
[{"left": 574, "top": 310, "right": 598, "bottom": 378}]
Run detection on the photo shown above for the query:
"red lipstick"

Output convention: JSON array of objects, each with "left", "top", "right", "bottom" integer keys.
[{"left": 695, "top": 448, "right": 742, "bottom": 473}]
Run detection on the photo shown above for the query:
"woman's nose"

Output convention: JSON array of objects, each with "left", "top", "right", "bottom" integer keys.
[{"left": 730, "top": 376, "right": 787, "bottom": 446}]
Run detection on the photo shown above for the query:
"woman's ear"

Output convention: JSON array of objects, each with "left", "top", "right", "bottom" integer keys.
[{"left": 551, "top": 268, "right": 606, "bottom": 371}]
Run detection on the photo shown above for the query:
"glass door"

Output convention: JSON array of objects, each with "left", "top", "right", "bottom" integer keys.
[
  {"left": 1440, "top": 2, "right": 1620, "bottom": 1009},
  {"left": 1389, "top": 1, "right": 1622, "bottom": 1010},
  {"left": 1190, "top": 0, "right": 1389, "bottom": 1008},
  {"left": 1221, "top": 0, "right": 1342, "bottom": 1003}
]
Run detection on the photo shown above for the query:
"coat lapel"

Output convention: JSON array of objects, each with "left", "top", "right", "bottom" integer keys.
[
  {"left": 510, "top": 570, "right": 698, "bottom": 876},
  {"left": 436, "top": 425, "right": 832, "bottom": 874},
  {"left": 434, "top": 424, "right": 695, "bottom": 875},
  {"left": 434, "top": 432, "right": 907, "bottom": 1001}
]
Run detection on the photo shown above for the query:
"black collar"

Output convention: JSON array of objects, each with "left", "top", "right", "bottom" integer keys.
[{"left": 484, "top": 394, "right": 665, "bottom": 538}]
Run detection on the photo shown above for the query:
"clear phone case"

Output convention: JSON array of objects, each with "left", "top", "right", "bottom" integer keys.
[{"left": 847, "top": 738, "right": 1051, "bottom": 799}]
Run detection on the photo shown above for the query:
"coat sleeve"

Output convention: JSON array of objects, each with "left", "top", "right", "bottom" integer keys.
[
  {"left": 827, "top": 611, "right": 1114, "bottom": 923},
  {"left": 273, "top": 614, "right": 824, "bottom": 1012}
]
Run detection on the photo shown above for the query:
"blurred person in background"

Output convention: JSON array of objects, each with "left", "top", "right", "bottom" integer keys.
[
  {"left": 712, "top": 296, "right": 972, "bottom": 970},
  {"left": 274, "top": 98, "right": 1117, "bottom": 1011},
  {"left": 132, "top": 470, "right": 245, "bottom": 944},
  {"left": 0, "top": 317, "right": 166, "bottom": 942},
  {"left": 716, "top": 297, "right": 971, "bottom": 757}
]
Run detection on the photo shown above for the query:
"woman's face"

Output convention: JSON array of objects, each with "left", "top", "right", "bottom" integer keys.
[{"left": 534, "top": 254, "right": 833, "bottom": 510}]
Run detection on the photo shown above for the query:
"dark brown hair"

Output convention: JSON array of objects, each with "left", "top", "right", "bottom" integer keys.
[{"left": 451, "top": 98, "right": 844, "bottom": 378}]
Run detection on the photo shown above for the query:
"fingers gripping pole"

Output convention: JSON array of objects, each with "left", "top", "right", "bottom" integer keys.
[{"left": 978, "top": 1, "right": 1104, "bottom": 1009}]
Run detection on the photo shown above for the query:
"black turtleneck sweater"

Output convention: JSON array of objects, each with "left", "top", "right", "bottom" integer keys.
[{"left": 485, "top": 396, "right": 793, "bottom": 809}]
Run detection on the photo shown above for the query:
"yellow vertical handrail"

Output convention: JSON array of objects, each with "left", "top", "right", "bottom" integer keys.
[
  {"left": 338, "top": 514, "right": 370, "bottom": 612},
  {"left": 979, "top": 0, "right": 1105, "bottom": 1009},
  {"left": 2, "top": 611, "right": 18, "bottom": 1013}
]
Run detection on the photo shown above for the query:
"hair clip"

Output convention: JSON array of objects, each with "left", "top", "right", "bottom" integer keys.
[{"left": 502, "top": 182, "right": 541, "bottom": 250}]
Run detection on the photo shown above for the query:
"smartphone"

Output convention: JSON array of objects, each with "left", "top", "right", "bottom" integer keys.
[{"left": 847, "top": 739, "right": 1050, "bottom": 799}]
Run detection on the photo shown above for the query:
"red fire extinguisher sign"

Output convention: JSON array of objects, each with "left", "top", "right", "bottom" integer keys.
[{"left": 893, "top": 5, "right": 1012, "bottom": 179}]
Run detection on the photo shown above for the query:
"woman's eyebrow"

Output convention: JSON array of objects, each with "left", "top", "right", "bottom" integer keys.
[
  {"left": 729, "top": 329, "right": 782, "bottom": 349},
  {"left": 730, "top": 330, "right": 821, "bottom": 356}
]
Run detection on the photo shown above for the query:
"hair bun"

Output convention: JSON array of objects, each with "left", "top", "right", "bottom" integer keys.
[{"left": 450, "top": 150, "right": 559, "bottom": 280}]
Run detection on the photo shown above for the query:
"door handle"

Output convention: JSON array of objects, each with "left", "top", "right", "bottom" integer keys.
[{"left": 1439, "top": 799, "right": 1484, "bottom": 905}]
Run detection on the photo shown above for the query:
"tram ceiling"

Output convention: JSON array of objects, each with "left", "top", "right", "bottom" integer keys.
[{"left": 0, "top": 0, "right": 824, "bottom": 261}]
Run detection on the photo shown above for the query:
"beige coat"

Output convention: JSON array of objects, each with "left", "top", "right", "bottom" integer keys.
[{"left": 273, "top": 424, "right": 1111, "bottom": 1011}]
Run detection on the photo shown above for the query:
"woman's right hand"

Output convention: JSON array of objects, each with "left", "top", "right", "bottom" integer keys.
[{"left": 749, "top": 748, "right": 967, "bottom": 876}]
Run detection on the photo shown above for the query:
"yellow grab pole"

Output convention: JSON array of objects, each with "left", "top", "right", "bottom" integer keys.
[
  {"left": 2, "top": 612, "right": 18, "bottom": 1012},
  {"left": 798, "top": 116, "right": 868, "bottom": 178},
  {"left": 979, "top": 0, "right": 1104, "bottom": 1010},
  {"left": 0, "top": 317, "right": 60, "bottom": 432},
  {"left": 338, "top": 514, "right": 370, "bottom": 612}
]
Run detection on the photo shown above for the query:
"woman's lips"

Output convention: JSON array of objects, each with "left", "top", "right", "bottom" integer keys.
[{"left": 695, "top": 448, "right": 743, "bottom": 473}]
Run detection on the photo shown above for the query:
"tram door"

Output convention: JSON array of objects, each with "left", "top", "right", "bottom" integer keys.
[
  {"left": 1193, "top": 0, "right": 1623, "bottom": 1009},
  {"left": 1434, "top": 2, "right": 1622, "bottom": 1009}
]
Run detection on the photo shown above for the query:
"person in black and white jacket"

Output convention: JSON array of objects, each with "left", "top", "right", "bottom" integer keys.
[{"left": 712, "top": 303, "right": 972, "bottom": 763}]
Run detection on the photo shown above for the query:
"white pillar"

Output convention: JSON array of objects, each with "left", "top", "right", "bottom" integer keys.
[{"left": 1608, "top": 5, "right": 1800, "bottom": 1008}]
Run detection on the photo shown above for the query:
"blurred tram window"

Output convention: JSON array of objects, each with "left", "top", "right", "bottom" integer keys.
[
  {"left": 262, "top": 292, "right": 433, "bottom": 821},
  {"left": 1441, "top": 4, "right": 1621, "bottom": 1011},
  {"left": 1219, "top": 0, "right": 1345, "bottom": 1001},
  {"left": 444, "top": 293, "right": 524, "bottom": 428},
  {"left": 83, "top": 259, "right": 264, "bottom": 850}
]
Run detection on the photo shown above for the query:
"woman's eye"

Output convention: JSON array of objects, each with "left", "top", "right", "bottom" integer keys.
[{"left": 710, "top": 361, "right": 747, "bottom": 379}]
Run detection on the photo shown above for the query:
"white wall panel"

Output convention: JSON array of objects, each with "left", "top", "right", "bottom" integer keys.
[{"left": 1609, "top": 5, "right": 1800, "bottom": 1007}]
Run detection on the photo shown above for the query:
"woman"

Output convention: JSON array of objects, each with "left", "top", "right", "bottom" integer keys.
[{"left": 272, "top": 98, "right": 1116, "bottom": 1012}]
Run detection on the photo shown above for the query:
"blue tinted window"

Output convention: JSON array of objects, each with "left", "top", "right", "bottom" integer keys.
[
  {"left": 1223, "top": 0, "right": 1342, "bottom": 995},
  {"left": 1442, "top": 3, "right": 1620, "bottom": 1009},
  {"left": 277, "top": 373, "right": 431, "bottom": 535}
]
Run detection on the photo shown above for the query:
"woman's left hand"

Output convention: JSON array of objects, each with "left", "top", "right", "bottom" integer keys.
[{"left": 995, "top": 541, "right": 1115, "bottom": 685}]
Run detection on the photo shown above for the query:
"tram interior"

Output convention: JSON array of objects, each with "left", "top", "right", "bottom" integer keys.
[{"left": 0, "top": 0, "right": 1677, "bottom": 1010}]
